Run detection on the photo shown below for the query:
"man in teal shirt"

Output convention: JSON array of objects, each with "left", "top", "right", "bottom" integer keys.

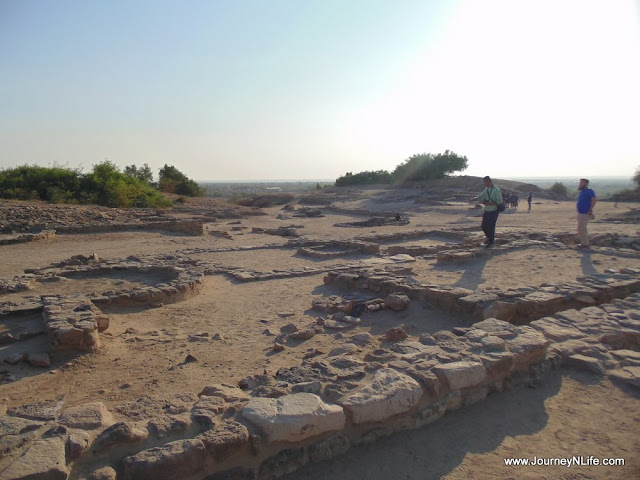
[{"left": 473, "top": 176, "right": 502, "bottom": 248}]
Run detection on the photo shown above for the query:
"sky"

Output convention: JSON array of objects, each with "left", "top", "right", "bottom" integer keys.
[{"left": 1, "top": 0, "right": 639, "bottom": 181}]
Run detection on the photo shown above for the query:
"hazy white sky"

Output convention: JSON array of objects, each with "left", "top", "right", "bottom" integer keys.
[{"left": 1, "top": 0, "right": 639, "bottom": 181}]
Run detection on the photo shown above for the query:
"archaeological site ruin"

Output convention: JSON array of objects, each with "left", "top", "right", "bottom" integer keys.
[{"left": 1, "top": 184, "right": 639, "bottom": 479}]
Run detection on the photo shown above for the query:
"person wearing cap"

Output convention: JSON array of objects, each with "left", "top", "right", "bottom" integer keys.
[
  {"left": 472, "top": 176, "right": 502, "bottom": 248},
  {"left": 576, "top": 178, "right": 597, "bottom": 249}
]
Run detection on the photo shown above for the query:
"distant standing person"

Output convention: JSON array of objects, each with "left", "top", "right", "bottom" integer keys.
[
  {"left": 576, "top": 178, "right": 597, "bottom": 249},
  {"left": 472, "top": 176, "right": 502, "bottom": 248},
  {"left": 527, "top": 192, "right": 532, "bottom": 211}
]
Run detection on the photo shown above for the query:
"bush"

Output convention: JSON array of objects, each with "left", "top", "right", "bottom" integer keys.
[
  {"left": 0, "top": 162, "right": 172, "bottom": 208},
  {"left": 335, "top": 170, "right": 393, "bottom": 187},
  {"left": 158, "top": 165, "right": 203, "bottom": 196},
  {"left": 124, "top": 163, "right": 154, "bottom": 184},
  {"left": 548, "top": 182, "right": 568, "bottom": 197}
]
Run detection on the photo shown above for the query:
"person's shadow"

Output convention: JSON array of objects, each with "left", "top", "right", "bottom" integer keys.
[{"left": 579, "top": 251, "right": 599, "bottom": 276}]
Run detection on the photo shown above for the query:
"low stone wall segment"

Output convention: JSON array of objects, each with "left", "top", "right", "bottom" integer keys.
[
  {"left": 0, "top": 229, "right": 56, "bottom": 246},
  {"left": 0, "top": 293, "right": 638, "bottom": 479}
]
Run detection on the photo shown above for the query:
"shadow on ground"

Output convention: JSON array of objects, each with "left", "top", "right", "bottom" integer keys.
[{"left": 284, "top": 372, "right": 565, "bottom": 480}]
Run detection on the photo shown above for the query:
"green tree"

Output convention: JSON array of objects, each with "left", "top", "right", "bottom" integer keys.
[
  {"left": 392, "top": 150, "right": 468, "bottom": 183},
  {"left": 158, "top": 165, "right": 203, "bottom": 196},
  {"left": 124, "top": 163, "right": 153, "bottom": 184},
  {"left": 548, "top": 182, "right": 568, "bottom": 197},
  {"left": 0, "top": 162, "right": 171, "bottom": 208}
]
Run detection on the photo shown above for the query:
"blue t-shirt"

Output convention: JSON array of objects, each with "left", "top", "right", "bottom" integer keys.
[{"left": 577, "top": 188, "right": 595, "bottom": 214}]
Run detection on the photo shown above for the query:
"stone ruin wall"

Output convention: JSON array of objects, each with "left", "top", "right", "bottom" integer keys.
[
  {"left": 1, "top": 229, "right": 640, "bottom": 479},
  {"left": 55, "top": 220, "right": 205, "bottom": 237},
  {"left": 1, "top": 290, "right": 639, "bottom": 480}
]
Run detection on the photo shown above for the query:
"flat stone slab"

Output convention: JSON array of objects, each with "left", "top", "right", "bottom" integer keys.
[
  {"left": 8, "top": 400, "right": 64, "bottom": 422},
  {"left": 59, "top": 402, "right": 112, "bottom": 429},
  {"left": 340, "top": 368, "right": 423, "bottom": 424},
  {"left": 433, "top": 361, "right": 487, "bottom": 390},
  {"left": 121, "top": 438, "right": 206, "bottom": 480},
  {"left": 91, "top": 422, "right": 148, "bottom": 453},
  {"left": 608, "top": 366, "right": 640, "bottom": 388},
  {"left": 1, "top": 436, "right": 68, "bottom": 480},
  {"left": 242, "top": 393, "right": 345, "bottom": 442}
]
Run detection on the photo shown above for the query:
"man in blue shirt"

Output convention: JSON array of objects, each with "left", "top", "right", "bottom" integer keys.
[{"left": 576, "top": 178, "right": 597, "bottom": 249}]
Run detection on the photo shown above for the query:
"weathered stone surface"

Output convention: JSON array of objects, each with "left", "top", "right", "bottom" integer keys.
[
  {"left": 328, "top": 344, "right": 359, "bottom": 357},
  {"left": 384, "top": 327, "right": 409, "bottom": 342},
  {"left": 340, "top": 368, "right": 423, "bottom": 424},
  {"left": 114, "top": 393, "right": 197, "bottom": 421},
  {"left": 505, "top": 328, "right": 550, "bottom": 368},
  {"left": 384, "top": 294, "right": 411, "bottom": 311},
  {"left": 148, "top": 415, "right": 191, "bottom": 439},
  {"left": 8, "top": 400, "right": 63, "bottom": 421},
  {"left": 289, "top": 328, "right": 316, "bottom": 340},
  {"left": 471, "top": 318, "right": 516, "bottom": 338},
  {"left": 121, "top": 438, "right": 206, "bottom": 480},
  {"left": 275, "top": 364, "right": 336, "bottom": 384},
  {"left": 548, "top": 339, "right": 592, "bottom": 358},
  {"left": 193, "top": 395, "right": 226, "bottom": 414},
  {"left": 242, "top": 393, "right": 345, "bottom": 442},
  {"left": 238, "top": 374, "right": 273, "bottom": 390},
  {"left": 4, "top": 352, "right": 26, "bottom": 364},
  {"left": 59, "top": 402, "right": 112, "bottom": 429},
  {"left": 349, "top": 332, "right": 374, "bottom": 346},
  {"left": 199, "top": 384, "right": 249, "bottom": 402},
  {"left": 482, "top": 301, "right": 517, "bottom": 321},
  {"left": 259, "top": 447, "right": 305, "bottom": 479},
  {"left": 291, "top": 381, "right": 323, "bottom": 395},
  {"left": 92, "top": 422, "right": 148, "bottom": 452},
  {"left": 197, "top": 421, "right": 249, "bottom": 462},
  {"left": 0, "top": 416, "right": 43, "bottom": 457},
  {"left": 567, "top": 354, "right": 606, "bottom": 374},
  {"left": 1, "top": 436, "right": 68, "bottom": 480},
  {"left": 458, "top": 292, "right": 499, "bottom": 311},
  {"left": 480, "top": 352, "right": 515, "bottom": 381},
  {"left": 88, "top": 466, "right": 117, "bottom": 480},
  {"left": 479, "top": 335, "right": 506, "bottom": 352},
  {"left": 66, "top": 430, "right": 91, "bottom": 460},
  {"left": 308, "top": 432, "right": 350, "bottom": 463},
  {"left": 608, "top": 366, "right": 640, "bottom": 388},
  {"left": 529, "top": 317, "right": 585, "bottom": 342},
  {"left": 27, "top": 351, "right": 51, "bottom": 367},
  {"left": 323, "top": 318, "right": 360, "bottom": 330},
  {"left": 610, "top": 349, "right": 640, "bottom": 366},
  {"left": 433, "top": 361, "right": 487, "bottom": 390}
]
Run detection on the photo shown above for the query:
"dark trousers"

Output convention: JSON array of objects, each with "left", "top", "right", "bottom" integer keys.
[{"left": 481, "top": 210, "right": 499, "bottom": 243}]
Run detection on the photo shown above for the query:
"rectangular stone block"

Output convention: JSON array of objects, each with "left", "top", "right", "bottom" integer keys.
[
  {"left": 433, "top": 361, "right": 487, "bottom": 390},
  {"left": 121, "top": 438, "right": 206, "bottom": 480}
]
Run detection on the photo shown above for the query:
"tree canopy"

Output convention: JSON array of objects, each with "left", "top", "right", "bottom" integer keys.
[
  {"left": 158, "top": 165, "right": 203, "bottom": 197},
  {"left": 0, "top": 162, "right": 173, "bottom": 208},
  {"left": 334, "top": 150, "right": 469, "bottom": 187},
  {"left": 548, "top": 181, "right": 568, "bottom": 197}
]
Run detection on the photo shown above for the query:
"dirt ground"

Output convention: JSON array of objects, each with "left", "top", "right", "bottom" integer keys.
[
  {"left": 285, "top": 370, "right": 640, "bottom": 480},
  {"left": 1, "top": 195, "right": 639, "bottom": 479}
]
